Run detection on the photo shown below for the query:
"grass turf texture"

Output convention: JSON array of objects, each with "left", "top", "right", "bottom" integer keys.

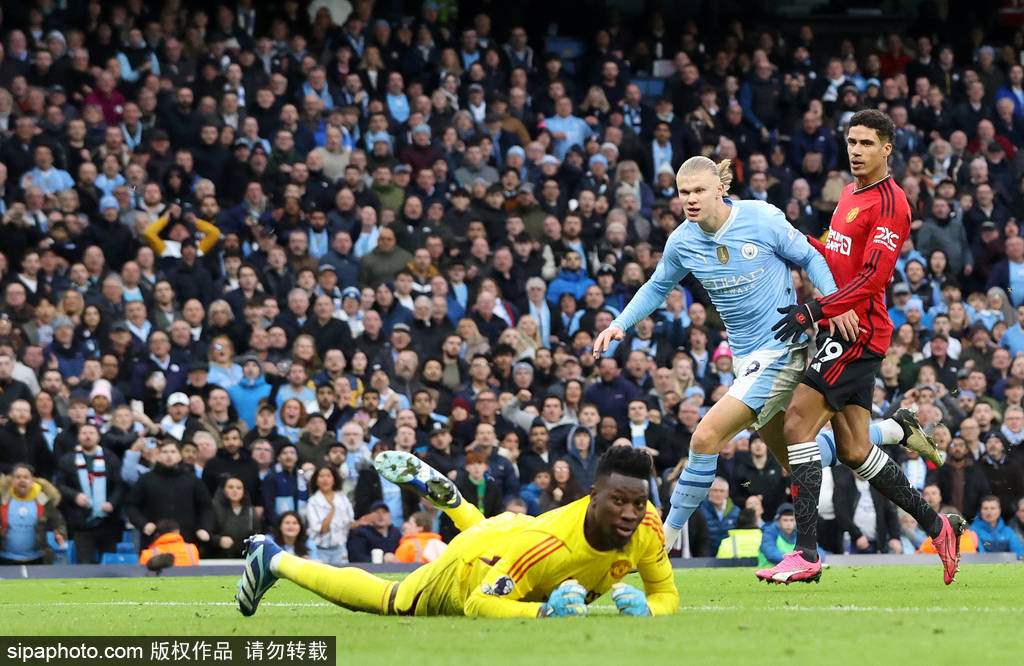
[{"left": 2, "top": 564, "right": 1021, "bottom": 664}]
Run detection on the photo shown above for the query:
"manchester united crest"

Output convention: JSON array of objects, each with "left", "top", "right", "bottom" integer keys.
[
  {"left": 846, "top": 207, "right": 859, "bottom": 223},
  {"left": 716, "top": 246, "right": 729, "bottom": 264},
  {"left": 610, "top": 559, "right": 633, "bottom": 579}
]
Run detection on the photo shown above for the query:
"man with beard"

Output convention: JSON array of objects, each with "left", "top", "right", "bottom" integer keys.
[
  {"left": 202, "top": 426, "right": 261, "bottom": 500},
  {"left": 125, "top": 440, "right": 213, "bottom": 548},
  {"left": 930, "top": 438, "right": 992, "bottom": 521}
]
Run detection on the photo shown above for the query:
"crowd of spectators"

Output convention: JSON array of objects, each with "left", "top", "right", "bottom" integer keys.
[{"left": 1, "top": 1, "right": 1024, "bottom": 567}]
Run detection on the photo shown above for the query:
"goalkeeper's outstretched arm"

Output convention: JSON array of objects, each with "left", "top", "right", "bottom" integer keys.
[{"left": 637, "top": 518, "right": 680, "bottom": 616}]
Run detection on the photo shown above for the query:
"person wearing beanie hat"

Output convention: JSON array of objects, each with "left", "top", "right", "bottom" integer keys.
[
  {"left": 758, "top": 502, "right": 798, "bottom": 567},
  {"left": 88, "top": 379, "right": 115, "bottom": 427},
  {"left": 80, "top": 178, "right": 134, "bottom": 271},
  {"left": 709, "top": 344, "right": 735, "bottom": 389},
  {"left": 99, "top": 195, "right": 119, "bottom": 214},
  {"left": 585, "top": 153, "right": 611, "bottom": 192},
  {"left": 46, "top": 314, "right": 86, "bottom": 379}
]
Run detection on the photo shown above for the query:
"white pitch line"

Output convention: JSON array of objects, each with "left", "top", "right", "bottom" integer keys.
[
  {"left": 1, "top": 601, "right": 333, "bottom": 607},
  {"left": 677, "top": 605, "right": 1024, "bottom": 613},
  {"left": 3, "top": 601, "right": 1023, "bottom": 614}
]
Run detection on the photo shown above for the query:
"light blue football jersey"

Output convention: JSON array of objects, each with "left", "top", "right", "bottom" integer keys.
[{"left": 612, "top": 199, "right": 837, "bottom": 358}]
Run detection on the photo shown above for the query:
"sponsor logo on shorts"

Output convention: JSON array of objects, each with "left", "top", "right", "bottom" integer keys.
[
  {"left": 743, "top": 361, "right": 761, "bottom": 377},
  {"left": 482, "top": 575, "right": 515, "bottom": 596}
]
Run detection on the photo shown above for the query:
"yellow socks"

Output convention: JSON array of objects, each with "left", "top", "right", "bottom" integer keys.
[
  {"left": 275, "top": 553, "right": 396, "bottom": 615},
  {"left": 445, "top": 500, "right": 485, "bottom": 532}
]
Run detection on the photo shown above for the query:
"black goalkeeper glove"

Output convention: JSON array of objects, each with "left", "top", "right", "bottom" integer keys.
[{"left": 772, "top": 301, "right": 823, "bottom": 343}]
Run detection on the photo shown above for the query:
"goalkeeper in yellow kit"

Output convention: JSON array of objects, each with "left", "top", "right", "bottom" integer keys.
[{"left": 235, "top": 446, "right": 679, "bottom": 618}]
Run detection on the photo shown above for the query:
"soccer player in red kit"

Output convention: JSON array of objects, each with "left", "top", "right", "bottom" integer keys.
[{"left": 755, "top": 109, "right": 966, "bottom": 585}]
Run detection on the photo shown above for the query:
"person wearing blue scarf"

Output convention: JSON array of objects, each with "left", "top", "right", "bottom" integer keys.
[
  {"left": 54, "top": 423, "right": 124, "bottom": 564},
  {"left": 302, "top": 67, "right": 335, "bottom": 110}
]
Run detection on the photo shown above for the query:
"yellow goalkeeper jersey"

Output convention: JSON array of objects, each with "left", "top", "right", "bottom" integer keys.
[{"left": 401, "top": 496, "right": 678, "bottom": 617}]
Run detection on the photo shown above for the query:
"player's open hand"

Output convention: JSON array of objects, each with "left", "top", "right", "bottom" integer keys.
[
  {"left": 828, "top": 309, "right": 860, "bottom": 342},
  {"left": 772, "top": 304, "right": 816, "bottom": 343},
  {"left": 593, "top": 325, "right": 625, "bottom": 358},
  {"left": 538, "top": 579, "right": 588, "bottom": 618},
  {"left": 611, "top": 583, "right": 651, "bottom": 616}
]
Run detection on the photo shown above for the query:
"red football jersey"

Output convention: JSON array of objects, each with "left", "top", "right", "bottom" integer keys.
[{"left": 807, "top": 175, "right": 911, "bottom": 355}]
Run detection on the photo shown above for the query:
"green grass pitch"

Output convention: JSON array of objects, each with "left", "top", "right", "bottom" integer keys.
[{"left": 2, "top": 564, "right": 1021, "bottom": 664}]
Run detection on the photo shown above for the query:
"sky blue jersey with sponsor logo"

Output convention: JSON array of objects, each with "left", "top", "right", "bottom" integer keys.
[{"left": 611, "top": 199, "right": 837, "bottom": 358}]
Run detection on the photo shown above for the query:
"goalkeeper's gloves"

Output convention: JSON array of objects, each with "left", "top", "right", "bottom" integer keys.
[
  {"left": 611, "top": 583, "right": 651, "bottom": 616},
  {"left": 538, "top": 579, "right": 588, "bottom": 618},
  {"left": 772, "top": 301, "right": 823, "bottom": 343}
]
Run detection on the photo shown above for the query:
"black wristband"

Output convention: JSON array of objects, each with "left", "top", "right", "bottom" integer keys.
[{"left": 806, "top": 300, "right": 823, "bottom": 321}]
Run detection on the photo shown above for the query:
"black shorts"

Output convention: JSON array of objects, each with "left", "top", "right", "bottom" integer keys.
[{"left": 801, "top": 333, "right": 882, "bottom": 412}]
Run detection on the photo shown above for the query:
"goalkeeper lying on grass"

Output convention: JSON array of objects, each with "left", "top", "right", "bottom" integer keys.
[{"left": 236, "top": 446, "right": 678, "bottom": 618}]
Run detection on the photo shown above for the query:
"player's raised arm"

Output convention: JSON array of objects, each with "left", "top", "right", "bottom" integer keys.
[{"left": 596, "top": 231, "right": 690, "bottom": 357}]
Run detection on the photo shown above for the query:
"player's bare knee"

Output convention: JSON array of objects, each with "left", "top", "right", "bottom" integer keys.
[
  {"left": 782, "top": 411, "right": 816, "bottom": 444},
  {"left": 689, "top": 425, "right": 723, "bottom": 454},
  {"left": 836, "top": 441, "right": 872, "bottom": 468}
]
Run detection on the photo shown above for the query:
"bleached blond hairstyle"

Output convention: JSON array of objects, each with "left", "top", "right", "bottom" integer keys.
[{"left": 676, "top": 156, "right": 733, "bottom": 192}]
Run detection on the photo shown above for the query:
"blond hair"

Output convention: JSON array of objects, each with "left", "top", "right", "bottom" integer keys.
[{"left": 677, "top": 156, "right": 733, "bottom": 192}]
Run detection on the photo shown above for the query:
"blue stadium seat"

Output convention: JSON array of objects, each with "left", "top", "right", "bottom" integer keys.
[
  {"left": 46, "top": 531, "right": 70, "bottom": 565},
  {"left": 545, "top": 37, "right": 585, "bottom": 75},
  {"left": 116, "top": 542, "right": 137, "bottom": 554},
  {"left": 100, "top": 552, "right": 137, "bottom": 565},
  {"left": 66, "top": 540, "right": 76, "bottom": 565},
  {"left": 632, "top": 77, "right": 666, "bottom": 103}
]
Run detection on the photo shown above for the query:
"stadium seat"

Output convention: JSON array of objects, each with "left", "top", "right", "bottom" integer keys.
[
  {"left": 116, "top": 542, "right": 137, "bottom": 555},
  {"left": 545, "top": 36, "right": 585, "bottom": 74},
  {"left": 100, "top": 553, "right": 138, "bottom": 565},
  {"left": 46, "top": 531, "right": 70, "bottom": 565},
  {"left": 632, "top": 77, "right": 666, "bottom": 103}
]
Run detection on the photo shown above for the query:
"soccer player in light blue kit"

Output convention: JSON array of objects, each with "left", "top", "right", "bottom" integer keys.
[{"left": 593, "top": 157, "right": 935, "bottom": 551}]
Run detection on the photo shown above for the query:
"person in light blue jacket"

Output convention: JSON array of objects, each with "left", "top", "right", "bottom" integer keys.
[
  {"left": 972, "top": 495, "right": 1024, "bottom": 558},
  {"left": 227, "top": 355, "right": 272, "bottom": 428}
]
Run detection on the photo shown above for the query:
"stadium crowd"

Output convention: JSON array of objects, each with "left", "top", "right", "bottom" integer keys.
[{"left": 1, "top": 0, "right": 1024, "bottom": 568}]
